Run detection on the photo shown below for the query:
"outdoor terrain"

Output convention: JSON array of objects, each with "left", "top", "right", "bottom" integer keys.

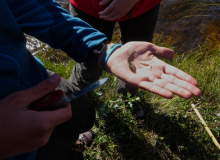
[
  {"left": 30, "top": 0, "right": 220, "bottom": 159},
  {"left": 33, "top": 37, "right": 220, "bottom": 160}
]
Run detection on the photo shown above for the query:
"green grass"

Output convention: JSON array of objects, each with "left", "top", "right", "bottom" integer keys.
[{"left": 35, "top": 36, "right": 220, "bottom": 159}]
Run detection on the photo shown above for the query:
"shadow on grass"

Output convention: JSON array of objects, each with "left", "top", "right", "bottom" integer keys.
[
  {"left": 94, "top": 106, "right": 165, "bottom": 160},
  {"left": 91, "top": 95, "right": 219, "bottom": 160},
  {"left": 143, "top": 102, "right": 219, "bottom": 160}
]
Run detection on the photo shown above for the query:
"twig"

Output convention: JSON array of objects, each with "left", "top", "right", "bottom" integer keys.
[{"left": 191, "top": 104, "right": 220, "bottom": 150}]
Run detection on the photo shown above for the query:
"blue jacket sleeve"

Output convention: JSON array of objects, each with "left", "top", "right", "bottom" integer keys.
[{"left": 6, "top": 0, "right": 108, "bottom": 64}]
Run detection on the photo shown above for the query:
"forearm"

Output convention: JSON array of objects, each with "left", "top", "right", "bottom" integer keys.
[
  {"left": 7, "top": 0, "right": 107, "bottom": 63},
  {"left": 96, "top": 42, "right": 126, "bottom": 74},
  {"left": 96, "top": 42, "right": 114, "bottom": 69}
]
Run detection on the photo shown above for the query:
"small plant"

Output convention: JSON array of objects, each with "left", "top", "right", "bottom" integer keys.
[{"left": 30, "top": 30, "right": 220, "bottom": 159}]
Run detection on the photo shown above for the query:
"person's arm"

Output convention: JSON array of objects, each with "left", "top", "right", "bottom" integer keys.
[
  {"left": 97, "top": 41, "right": 201, "bottom": 99},
  {"left": 7, "top": 0, "right": 108, "bottom": 65},
  {"left": 99, "top": 0, "right": 139, "bottom": 21},
  {"left": 0, "top": 74, "right": 72, "bottom": 159},
  {"left": 7, "top": 0, "right": 201, "bottom": 99}
]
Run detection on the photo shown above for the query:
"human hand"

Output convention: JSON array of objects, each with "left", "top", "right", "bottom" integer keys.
[
  {"left": 106, "top": 42, "right": 201, "bottom": 99},
  {"left": 0, "top": 74, "right": 72, "bottom": 159},
  {"left": 99, "top": 0, "right": 138, "bottom": 21}
]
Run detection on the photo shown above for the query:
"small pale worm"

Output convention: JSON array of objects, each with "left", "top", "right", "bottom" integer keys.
[{"left": 127, "top": 51, "right": 152, "bottom": 71}]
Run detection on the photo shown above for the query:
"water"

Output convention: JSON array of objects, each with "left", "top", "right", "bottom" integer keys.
[
  {"left": 157, "top": 0, "right": 220, "bottom": 53},
  {"left": 56, "top": 0, "right": 220, "bottom": 53}
]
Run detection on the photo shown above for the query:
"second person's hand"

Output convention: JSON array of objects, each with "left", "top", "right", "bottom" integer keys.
[
  {"left": 0, "top": 73, "right": 72, "bottom": 159},
  {"left": 104, "top": 41, "right": 201, "bottom": 99},
  {"left": 99, "top": 0, "right": 139, "bottom": 21}
]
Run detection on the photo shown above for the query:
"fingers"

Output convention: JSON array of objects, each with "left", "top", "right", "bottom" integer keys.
[
  {"left": 138, "top": 81, "right": 174, "bottom": 99},
  {"left": 139, "top": 78, "right": 200, "bottom": 99},
  {"left": 138, "top": 76, "right": 193, "bottom": 99},
  {"left": 108, "top": 41, "right": 201, "bottom": 99},
  {"left": 99, "top": 6, "right": 112, "bottom": 16},
  {"left": 16, "top": 74, "right": 61, "bottom": 107},
  {"left": 98, "top": 2, "right": 124, "bottom": 21},
  {"left": 164, "top": 64, "right": 199, "bottom": 87},
  {"left": 100, "top": 13, "right": 124, "bottom": 21},
  {"left": 2, "top": 74, "right": 62, "bottom": 110},
  {"left": 138, "top": 63, "right": 201, "bottom": 98},
  {"left": 99, "top": 0, "right": 111, "bottom": 5},
  {"left": 160, "top": 73, "right": 201, "bottom": 97},
  {"left": 25, "top": 73, "right": 72, "bottom": 125},
  {"left": 152, "top": 79, "right": 195, "bottom": 99},
  {"left": 0, "top": 74, "right": 72, "bottom": 157},
  {"left": 39, "top": 103, "right": 72, "bottom": 127},
  {"left": 99, "top": 9, "right": 123, "bottom": 21},
  {"left": 151, "top": 45, "right": 175, "bottom": 59},
  {"left": 126, "top": 42, "right": 175, "bottom": 59}
]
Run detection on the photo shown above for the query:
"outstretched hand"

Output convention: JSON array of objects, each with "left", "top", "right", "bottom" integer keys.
[
  {"left": 107, "top": 42, "right": 201, "bottom": 99},
  {"left": 99, "top": 0, "right": 138, "bottom": 21}
]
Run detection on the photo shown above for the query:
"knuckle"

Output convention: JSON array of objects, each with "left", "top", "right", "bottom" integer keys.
[
  {"left": 29, "top": 128, "right": 51, "bottom": 147},
  {"left": 35, "top": 137, "right": 50, "bottom": 148},
  {"left": 63, "top": 104, "right": 73, "bottom": 121},
  {"left": 35, "top": 82, "right": 50, "bottom": 91},
  {"left": 66, "top": 111, "right": 72, "bottom": 121},
  {"left": 4, "top": 91, "right": 26, "bottom": 106},
  {"left": 29, "top": 121, "right": 52, "bottom": 148},
  {"left": 163, "top": 81, "right": 169, "bottom": 89},
  {"left": 30, "top": 136, "right": 50, "bottom": 148},
  {"left": 37, "top": 122, "right": 51, "bottom": 132},
  {"left": 32, "top": 119, "right": 51, "bottom": 133}
]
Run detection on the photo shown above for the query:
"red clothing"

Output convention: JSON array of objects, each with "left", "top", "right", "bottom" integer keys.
[{"left": 69, "top": 0, "right": 162, "bottom": 22}]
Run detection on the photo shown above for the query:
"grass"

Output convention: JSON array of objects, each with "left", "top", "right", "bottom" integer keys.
[{"left": 34, "top": 33, "right": 220, "bottom": 159}]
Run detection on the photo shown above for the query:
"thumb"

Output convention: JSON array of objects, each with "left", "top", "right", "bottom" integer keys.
[
  {"left": 8, "top": 73, "right": 61, "bottom": 108},
  {"left": 152, "top": 45, "right": 175, "bottom": 59}
]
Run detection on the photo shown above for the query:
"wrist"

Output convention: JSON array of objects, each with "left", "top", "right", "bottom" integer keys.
[
  {"left": 87, "top": 40, "right": 108, "bottom": 66},
  {"left": 97, "top": 43, "right": 122, "bottom": 72},
  {"left": 97, "top": 42, "right": 112, "bottom": 68}
]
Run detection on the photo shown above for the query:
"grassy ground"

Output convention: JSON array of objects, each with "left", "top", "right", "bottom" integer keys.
[{"left": 35, "top": 33, "right": 220, "bottom": 159}]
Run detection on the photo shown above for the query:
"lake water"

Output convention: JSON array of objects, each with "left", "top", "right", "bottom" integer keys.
[
  {"left": 56, "top": 0, "right": 220, "bottom": 53},
  {"left": 156, "top": 0, "right": 220, "bottom": 53}
]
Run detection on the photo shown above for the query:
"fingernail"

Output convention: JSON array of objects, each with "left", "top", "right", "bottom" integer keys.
[{"left": 49, "top": 73, "right": 60, "bottom": 83}]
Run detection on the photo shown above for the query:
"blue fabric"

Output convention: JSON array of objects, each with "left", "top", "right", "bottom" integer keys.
[
  {"left": 34, "top": 56, "right": 44, "bottom": 66},
  {"left": 0, "top": 0, "right": 107, "bottom": 99},
  {"left": 101, "top": 44, "right": 122, "bottom": 72},
  {"left": 0, "top": 0, "right": 107, "bottom": 159},
  {"left": 6, "top": 0, "right": 107, "bottom": 64},
  {"left": 4, "top": 150, "right": 37, "bottom": 160}
]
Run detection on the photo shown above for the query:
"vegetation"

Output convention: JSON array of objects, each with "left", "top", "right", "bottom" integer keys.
[
  {"left": 33, "top": 31, "right": 220, "bottom": 159},
  {"left": 30, "top": 2, "right": 220, "bottom": 159}
]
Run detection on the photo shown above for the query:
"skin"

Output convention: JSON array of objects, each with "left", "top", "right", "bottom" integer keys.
[
  {"left": 98, "top": 1, "right": 200, "bottom": 98},
  {"left": 0, "top": 0, "right": 201, "bottom": 158},
  {"left": 0, "top": 74, "right": 72, "bottom": 159},
  {"left": 0, "top": 42, "right": 201, "bottom": 158},
  {"left": 128, "top": 51, "right": 151, "bottom": 71},
  {"left": 99, "top": 0, "right": 139, "bottom": 21},
  {"left": 97, "top": 42, "right": 201, "bottom": 99}
]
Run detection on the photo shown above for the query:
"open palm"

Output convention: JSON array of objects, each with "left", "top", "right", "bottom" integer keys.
[{"left": 107, "top": 42, "right": 201, "bottom": 99}]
